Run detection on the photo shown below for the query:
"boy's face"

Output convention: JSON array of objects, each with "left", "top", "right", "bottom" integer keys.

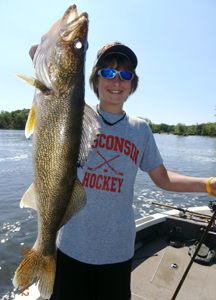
[{"left": 96, "top": 61, "right": 132, "bottom": 113}]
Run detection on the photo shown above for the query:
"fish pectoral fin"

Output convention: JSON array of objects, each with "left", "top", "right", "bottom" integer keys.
[
  {"left": 20, "top": 183, "right": 37, "bottom": 211},
  {"left": 14, "top": 72, "right": 49, "bottom": 94},
  {"left": 78, "top": 104, "right": 101, "bottom": 168},
  {"left": 58, "top": 178, "right": 86, "bottom": 230},
  {"left": 25, "top": 102, "right": 36, "bottom": 138}
]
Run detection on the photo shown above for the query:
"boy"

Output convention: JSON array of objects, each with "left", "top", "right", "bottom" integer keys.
[{"left": 30, "top": 42, "right": 216, "bottom": 300}]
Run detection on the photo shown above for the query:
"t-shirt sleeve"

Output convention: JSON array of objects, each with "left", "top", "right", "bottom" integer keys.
[{"left": 139, "top": 125, "right": 163, "bottom": 172}]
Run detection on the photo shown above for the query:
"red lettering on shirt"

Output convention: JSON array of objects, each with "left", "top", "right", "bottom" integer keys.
[
  {"left": 130, "top": 143, "right": 140, "bottom": 165},
  {"left": 89, "top": 174, "right": 96, "bottom": 188},
  {"left": 92, "top": 134, "right": 100, "bottom": 149},
  {"left": 96, "top": 175, "right": 103, "bottom": 189},
  {"left": 118, "top": 178, "right": 124, "bottom": 193},
  {"left": 110, "top": 177, "right": 117, "bottom": 192},
  {"left": 99, "top": 134, "right": 106, "bottom": 148},
  {"left": 91, "top": 134, "right": 139, "bottom": 165},
  {"left": 102, "top": 176, "right": 111, "bottom": 191},
  {"left": 82, "top": 172, "right": 91, "bottom": 187},
  {"left": 113, "top": 136, "right": 124, "bottom": 152},
  {"left": 124, "top": 140, "right": 131, "bottom": 156},
  {"left": 82, "top": 172, "right": 124, "bottom": 193},
  {"left": 106, "top": 135, "right": 114, "bottom": 150}
]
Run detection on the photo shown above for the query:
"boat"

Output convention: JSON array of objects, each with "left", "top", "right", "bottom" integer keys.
[
  {"left": 14, "top": 203, "right": 216, "bottom": 300},
  {"left": 132, "top": 202, "right": 216, "bottom": 300}
]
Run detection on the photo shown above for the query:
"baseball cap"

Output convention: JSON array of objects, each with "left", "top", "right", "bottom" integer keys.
[{"left": 93, "top": 42, "right": 138, "bottom": 69}]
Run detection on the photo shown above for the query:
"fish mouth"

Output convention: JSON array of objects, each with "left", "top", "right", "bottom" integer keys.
[{"left": 59, "top": 4, "right": 88, "bottom": 42}]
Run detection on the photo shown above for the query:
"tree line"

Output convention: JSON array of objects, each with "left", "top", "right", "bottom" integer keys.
[
  {"left": 0, "top": 110, "right": 216, "bottom": 137},
  {"left": 0, "top": 109, "right": 29, "bottom": 130},
  {"left": 139, "top": 118, "right": 216, "bottom": 137}
]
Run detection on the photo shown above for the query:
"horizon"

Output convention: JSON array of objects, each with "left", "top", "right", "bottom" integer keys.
[{"left": 1, "top": 108, "right": 215, "bottom": 127}]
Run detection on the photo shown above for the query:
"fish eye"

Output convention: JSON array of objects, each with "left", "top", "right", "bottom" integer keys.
[{"left": 74, "top": 38, "right": 84, "bottom": 53}]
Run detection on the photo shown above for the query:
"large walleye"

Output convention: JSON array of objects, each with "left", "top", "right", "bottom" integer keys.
[{"left": 13, "top": 5, "right": 100, "bottom": 299}]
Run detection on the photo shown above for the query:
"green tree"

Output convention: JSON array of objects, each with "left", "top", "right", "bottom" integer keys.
[
  {"left": 0, "top": 111, "right": 12, "bottom": 129},
  {"left": 208, "top": 123, "right": 216, "bottom": 136},
  {"left": 201, "top": 124, "right": 208, "bottom": 135},
  {"left": 0, "top": 109, "right": 29, "bottom": 129},
  {"left": 175, "top": 123, "right": 186, "bottom": 134},
  {"left": 13, "top": 113, "right": 25, "bottom": 129},
  {"left": 151, "top": 124, "right": 161, "bottom": 133}
]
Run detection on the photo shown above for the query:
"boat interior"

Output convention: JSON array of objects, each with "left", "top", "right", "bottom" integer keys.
[{"left": 131, "top": 207, "right": 216, "bottom": 300}]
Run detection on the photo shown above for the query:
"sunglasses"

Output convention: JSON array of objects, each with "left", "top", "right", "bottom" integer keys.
[{"left": 97, "top": 68, "right": 134, "bottom": 81}]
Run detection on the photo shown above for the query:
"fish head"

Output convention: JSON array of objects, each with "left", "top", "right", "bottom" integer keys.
[{"left": 33, "top": 4, "right": 89, "bottom": 93}]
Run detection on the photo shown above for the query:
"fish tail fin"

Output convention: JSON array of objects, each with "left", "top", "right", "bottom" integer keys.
[
  {"left": 36, "top": 251, "right": 57, "bottom": 299},
  {"left": 13, "top": 244, "right": 57, "bottom": 299}
]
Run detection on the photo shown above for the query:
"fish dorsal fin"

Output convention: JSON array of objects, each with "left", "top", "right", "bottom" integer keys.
[
  {"left": 58, "top": 178, "right": 86, "bottom": 230},
  {"left": 78, "top": 104, "right": 101, "bottom": 168},
  {"left": 25, "top": 101, "right": 36, "bottom": 138},
  {"left": 20, "top": 183, "right": 37, "bottom": 211},
  {"left": 14, "top": 72, "right": 49, "bottom": 94}
]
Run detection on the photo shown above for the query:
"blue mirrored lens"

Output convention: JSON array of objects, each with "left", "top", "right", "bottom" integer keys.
[
  {"left": 120, "top": 71, "right": 133, "bottom": 80},
  {"left": 100, "top": 69, "right": 116, "bottom": 78}
]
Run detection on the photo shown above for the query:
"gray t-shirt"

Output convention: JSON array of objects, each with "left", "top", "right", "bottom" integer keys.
[{"left": 56, "top": 106, "right": 163, "bottom": 264}]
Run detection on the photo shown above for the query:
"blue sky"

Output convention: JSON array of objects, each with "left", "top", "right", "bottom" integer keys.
[{"left": 1, "top": 0, "right": 215, "bottom": 125}]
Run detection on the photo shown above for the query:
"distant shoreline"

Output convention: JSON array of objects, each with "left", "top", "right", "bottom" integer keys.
[
  {"left": 1, "top": 110, "right": 216, "bottom": 137},
  {"left": 138, "top": 117, "right": 216, "bottom": 137}
]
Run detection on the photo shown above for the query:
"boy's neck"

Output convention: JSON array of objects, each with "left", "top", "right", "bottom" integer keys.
[{"left": 98, "top": 103, "right": 124, "bottom": 115}]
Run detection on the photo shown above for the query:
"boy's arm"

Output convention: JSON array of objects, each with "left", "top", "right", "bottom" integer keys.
[{"left": 148, "top": 164, "right": 216, "bottom": 196}]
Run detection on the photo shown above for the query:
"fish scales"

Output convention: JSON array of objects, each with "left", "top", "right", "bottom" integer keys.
[
  {"left": 13, "top": 5, "right": 100, "bottom": 299},
  {"left": 34, "top": 91, "right": 84, "bottom": 252}
]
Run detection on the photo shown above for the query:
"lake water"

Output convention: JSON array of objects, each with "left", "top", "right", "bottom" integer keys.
[{"left": 1, "top": 130, "right": 216, "bottom": 299}]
